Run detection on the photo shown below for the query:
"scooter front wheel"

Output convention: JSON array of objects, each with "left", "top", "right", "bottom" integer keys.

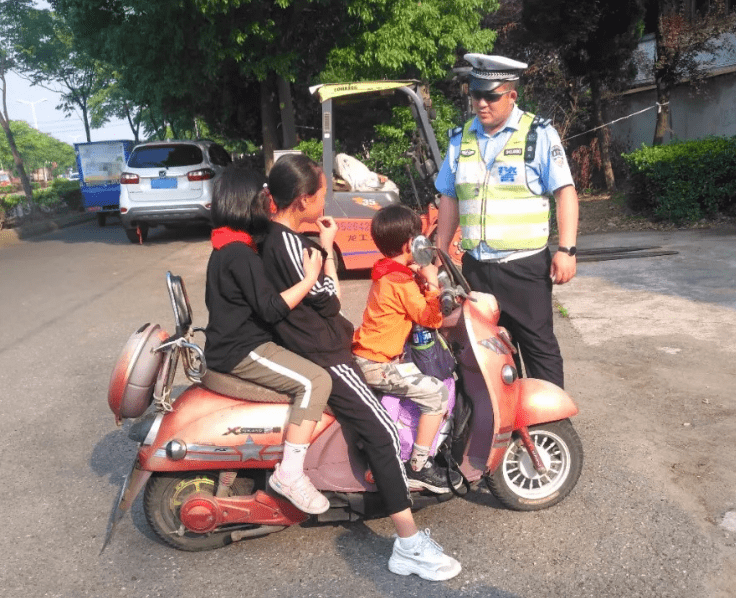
[
  {"left": 144, "top": 472, "right": 256, "bottom": 551},
  {"left": 486, "top": 419, "right": 583, "bottom": 511}
]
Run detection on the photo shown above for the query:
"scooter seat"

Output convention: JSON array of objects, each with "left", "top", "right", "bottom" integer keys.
[
  {"left": 200, "top": 370, "right": 292, "bottom": 403},
  {"left": 200, "top": 369, "right": 334, "bottom": 415}
]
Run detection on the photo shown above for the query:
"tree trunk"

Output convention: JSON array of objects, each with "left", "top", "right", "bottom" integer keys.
[
  {"left": 590, "top": 76, "right": 615, "bottom": 191},
  {"left": 653, "top": 3, "right": 678, "bottom": 146},
  {"left": 652, "top": 82, "right": 671, "bottom": 146},
  {"left": 0, "top": 118, "right": 34, "bottom": 203},
  {"left": 82, "top": 103, "right": 91, "bottom": 142},
  {"left": 261, "top": 75, "right": 280, "bottom": 174},
  {"left": 277, "top": 76, "right": 297, "bottom": 149},
  {"left": 124, "top": 101, "right": 140, "bottom": 143}
]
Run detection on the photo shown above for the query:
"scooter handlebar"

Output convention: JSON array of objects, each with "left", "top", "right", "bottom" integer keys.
[{"left": 440, "top": 290, "right": 456, "bottom": 316}]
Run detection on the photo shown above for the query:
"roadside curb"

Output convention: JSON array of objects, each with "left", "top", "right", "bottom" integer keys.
[{"left": 0, "top": 212, "right": 95, "bottom": 249}]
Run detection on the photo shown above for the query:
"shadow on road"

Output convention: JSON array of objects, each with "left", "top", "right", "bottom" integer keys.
[
  {"left": 332, "top": 520, "right": 521, "bottom": 597},
  {"left": 90, "top": 424, "right": 166, "bottom": 548},
  {"left": 25, "top": 220, "right": 213, "bottom": 247}
]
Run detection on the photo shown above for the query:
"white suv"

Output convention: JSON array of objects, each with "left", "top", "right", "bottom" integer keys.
[{"left": 119, "top": 139, "right": 231, "bottom": 243}]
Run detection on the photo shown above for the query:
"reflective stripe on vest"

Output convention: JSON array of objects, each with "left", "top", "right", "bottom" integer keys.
[{"left": 455, "top": 113, "right": 550, "bottom": 251}]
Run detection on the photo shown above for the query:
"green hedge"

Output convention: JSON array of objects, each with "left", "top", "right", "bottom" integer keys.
[
  {"left": 0, "top": 178, "right": 83, "bottom": 214},
  {"left": 622, "top": 136, "right": 736, "bottom": 223}
]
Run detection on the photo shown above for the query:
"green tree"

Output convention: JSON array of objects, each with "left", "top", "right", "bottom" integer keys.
[
  {"left": 59, "top": 0, "right": 497, "bottom": 168},
  {"left": 320, "top": 0, "right": 497, "bottom": 81},
  {"left": 58, "top": 0, "right": 256, "bottom": 145},
  {"left": 88, "top": 79, "right": 144, "bottom": 143},
  {"left": 522, "top": 0, "right": 645, "bottom": 190},
  {"left": 196, "top": 0, "right": 497, "bottom": 169},
  {"left": 0, "top": 119, "right": 75, "bottom": 176},
  {"left": 481, "top": 0, "right": 588, "bottom": 139},
  {"left": 13, "top": 6, "right": 108, "bottom": 142},
  {"left": 0, "top": 0, "right": 36, "bottom": 204}
]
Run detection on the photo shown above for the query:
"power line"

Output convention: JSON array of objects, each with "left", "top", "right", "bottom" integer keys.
[{"left": 562, "top": 102, "right": 670, "bottom": 142}]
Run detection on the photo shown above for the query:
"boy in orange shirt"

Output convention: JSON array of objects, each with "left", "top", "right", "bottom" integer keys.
[{"left": 353, "top": 205, "right": 461, "bottom": 494}]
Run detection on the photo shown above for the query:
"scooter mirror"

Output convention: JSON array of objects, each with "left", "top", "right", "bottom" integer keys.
[{"left": 411, "top": 235, "right": 435, "bottom": 267}]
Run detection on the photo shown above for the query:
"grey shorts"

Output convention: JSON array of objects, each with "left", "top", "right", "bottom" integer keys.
[{"left": 354, "top": 355, "right": 449, "bottom": 416}]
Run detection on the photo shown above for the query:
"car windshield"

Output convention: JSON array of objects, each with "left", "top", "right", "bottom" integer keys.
[{"left": 128, "top": 145, "right": 203, "bottom": 168}]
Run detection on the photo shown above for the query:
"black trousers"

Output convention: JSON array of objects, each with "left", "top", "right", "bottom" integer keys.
[
  {"left": 327, "top": 362, "right": 412, "bottom": 515},
  {"left": 462, "top": 249, "right": 565, "bottom": 389}
]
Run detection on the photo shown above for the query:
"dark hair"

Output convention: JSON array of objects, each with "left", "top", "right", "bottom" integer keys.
[
  {"left": 267, "top": 154, "right": 324, "bottom": 210},
  {"left": 211, "top": 165, "right": 270, "bottom": 240},
  {"left": 371, "top": 204, "right": 422, "bottom": 258}
]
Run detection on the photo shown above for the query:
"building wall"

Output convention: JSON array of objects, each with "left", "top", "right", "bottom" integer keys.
[
  {"left": 609, "top": 69, "right": 736, "bottom": 150},
  {"left": 608, "top": 31, "right": 736, "bottom": 151}
]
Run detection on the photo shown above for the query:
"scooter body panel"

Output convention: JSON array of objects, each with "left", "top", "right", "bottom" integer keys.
[
  {"left": 513, "top": 378, "right": 579, "bottom": 429},
  {"left": 138, "top": 386, "right": 336, "bottom": 472},
  {"left": 457, "top": 293, "right": 523, "bottom": 472},
  {"left": 304, "top": 419, "right": 376, "bottom": 493}
]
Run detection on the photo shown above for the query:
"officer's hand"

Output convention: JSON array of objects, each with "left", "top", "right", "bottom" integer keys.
[{"left": 550, "top": 251, "right": 576, "bottom": 285}]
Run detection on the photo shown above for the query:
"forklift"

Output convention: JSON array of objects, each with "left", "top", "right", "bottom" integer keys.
[{"left": 305, "top": 80, "right": 463, "bottom": 270}]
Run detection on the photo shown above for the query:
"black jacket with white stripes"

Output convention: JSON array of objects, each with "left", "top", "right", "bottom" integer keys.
[{"left": 261, "top": 222, "right": 355, "bottom": 368}]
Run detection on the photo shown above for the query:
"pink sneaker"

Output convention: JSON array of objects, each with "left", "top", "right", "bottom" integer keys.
[{"left": 268, "top": 464, "right": 330, "bottom": 515}]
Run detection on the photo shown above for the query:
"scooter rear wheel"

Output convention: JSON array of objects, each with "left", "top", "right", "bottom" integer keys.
[
  {"left": 144, "top": 472, "right": 255, "bottom": 551},
  {"left": 486, "top": 419, "right": 583, "bottom": 511}
]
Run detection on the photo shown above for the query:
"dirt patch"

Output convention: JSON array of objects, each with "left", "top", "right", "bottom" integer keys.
[{"left": 570, "top": 192, "right": 736, "bottom": 237}]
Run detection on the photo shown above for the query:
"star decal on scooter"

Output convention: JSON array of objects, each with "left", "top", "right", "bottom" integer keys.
[
  {"left": 236, "top": 436, "right": 265, "bottom": 461},
  {"left": 235, "top": 436, "right": 284, "bottom": 461}
]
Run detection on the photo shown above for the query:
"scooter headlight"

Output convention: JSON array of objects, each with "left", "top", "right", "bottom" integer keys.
[
  {"left": 166, "top": 439, "right": 187, "bottom": 460},
  {"left": 501, "top": 364, "right": 518, "bottom": 385}
]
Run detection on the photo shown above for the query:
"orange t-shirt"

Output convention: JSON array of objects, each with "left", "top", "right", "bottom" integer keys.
[{"left": 352, "top": 258, "right": 442, "bottom": 363}]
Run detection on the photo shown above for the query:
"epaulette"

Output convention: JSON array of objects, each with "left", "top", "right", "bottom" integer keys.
[{"left": 448, "top": 126, "right": 463, "bottom": 139}]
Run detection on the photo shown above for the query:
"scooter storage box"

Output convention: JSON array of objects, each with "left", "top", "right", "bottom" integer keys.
[{"left": 108, "top": 323, "right": 169, "bottom": 424}]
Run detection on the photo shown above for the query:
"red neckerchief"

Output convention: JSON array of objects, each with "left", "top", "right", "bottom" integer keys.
[
  {"left": 211, "top": 227, "right": 257, "bottom": 251},
  {"left": 371, "top": 257, "right": 414, "bottom": 281}
]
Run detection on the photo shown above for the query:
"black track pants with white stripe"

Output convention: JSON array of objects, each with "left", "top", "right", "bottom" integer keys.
[{"left": 328, "top": 362, "right": 412, "bottom": 515}]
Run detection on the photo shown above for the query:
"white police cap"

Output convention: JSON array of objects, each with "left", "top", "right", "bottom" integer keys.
[{"left": 464, "top": 54, "right": 528, "bottom": 91}]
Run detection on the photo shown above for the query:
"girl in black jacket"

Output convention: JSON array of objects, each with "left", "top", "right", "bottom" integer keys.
[
  {"left": 261, "top": 154, "right": 461, "bottom": 581},
  {"left": 204, "top": 165, "right": 332, "bottom": 515}
]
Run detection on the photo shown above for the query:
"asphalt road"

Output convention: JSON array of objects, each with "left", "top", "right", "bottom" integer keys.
[{"left": 1, "top": 220, "right": 734, "bottom": 598}]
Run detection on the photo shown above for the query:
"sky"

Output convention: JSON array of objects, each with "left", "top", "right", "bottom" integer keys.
[{"left": 6, "top": 71, "right": 134, "bottom": 146}]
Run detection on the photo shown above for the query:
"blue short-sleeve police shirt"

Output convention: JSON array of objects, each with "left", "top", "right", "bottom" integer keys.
[{"left": 434, "top": 106, "right": 574, "bottom": 199}]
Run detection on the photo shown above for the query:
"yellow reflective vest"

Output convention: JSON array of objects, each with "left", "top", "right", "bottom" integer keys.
[{"left": 456, "top": 113, "right": 550, "bottom": 251}]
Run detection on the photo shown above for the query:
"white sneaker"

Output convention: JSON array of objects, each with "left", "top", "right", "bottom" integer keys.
[
  {"left": 388, "top": 529, "right": 462, "bottom": 581},
  {"left": 268, "top": 464, "right": 330, "bottom": 515}
]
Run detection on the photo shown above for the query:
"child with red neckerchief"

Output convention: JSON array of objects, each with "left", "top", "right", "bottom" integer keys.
[
  {"left": 203, "top": 165, "right": 332, "bottom": 515},
  {"left": 353, "top": 205, "right": 462, "bottom": 495}
]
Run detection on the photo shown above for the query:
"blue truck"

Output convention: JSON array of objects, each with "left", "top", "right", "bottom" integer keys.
[{"left": 74, "top": 140, "right": 134, "bottom": 226}]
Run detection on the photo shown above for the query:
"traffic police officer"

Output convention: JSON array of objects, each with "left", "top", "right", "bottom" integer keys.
[{"left": 434, "top": 54, "right": 579, "bottom": 389}]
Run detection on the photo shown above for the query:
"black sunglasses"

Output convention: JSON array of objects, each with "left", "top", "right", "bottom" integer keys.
[{"left": 470, "top": 89, "right": 513, "bottom": 103}]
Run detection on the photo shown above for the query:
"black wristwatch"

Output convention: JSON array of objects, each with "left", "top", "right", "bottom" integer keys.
[{"left": 557, "top": 246, "right": 577, "bottom": 257}]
